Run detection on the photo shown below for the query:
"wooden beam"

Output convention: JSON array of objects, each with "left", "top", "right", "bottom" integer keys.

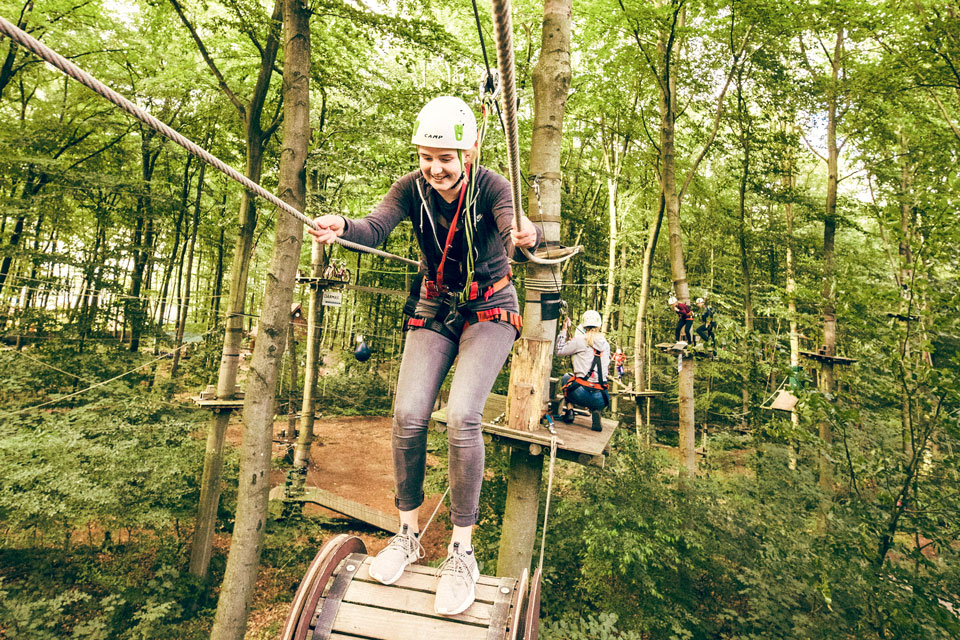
[{"left": 270, "top": 485, "right": 398, "bottom": 533}]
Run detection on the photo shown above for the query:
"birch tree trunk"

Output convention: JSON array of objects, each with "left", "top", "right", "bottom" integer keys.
[
  {"left": 187, "top": 0, "right": 284, "bottom": 580},
  {"left": 209, "top": 2, "right": 308, "bottom": 637},
  {"left": 497, "top": 0, "right": 571, "bottom": 580},
  {"left": 784, "top": 141, "right": 799, "bottom": 470},
  {"left": 600, "top": 141, "right": 620, "bottom": 333}
]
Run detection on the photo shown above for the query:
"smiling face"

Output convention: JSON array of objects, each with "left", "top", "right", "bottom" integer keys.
[{"left": 417, "top": 146, "right": 464, "bottom": 193}]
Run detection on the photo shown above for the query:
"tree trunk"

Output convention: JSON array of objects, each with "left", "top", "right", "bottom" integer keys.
[
  {"left": 784, "top": 139, "right": 799, "bottom": 470},
  {"left": 209, "top": 2, "right": 308, "bottom": 636},
  {"left": 818, "top": 28, "right": 843, "bottom": 494},
  {"left": 634, "top": 196, "right": 665, "bottom": 437},
  {"left": 129, "top": 136, "right": 161, "bottom": 352},
  {"left": 155, "top": 156, "right": 193, "bottom": 351},
  {"left": 497, "top": 0, "right": 571, "bottom": 580},
  {"left": 898, "top": 131, "right": 914, "bottom": 457},
  {"left": 211, "top": 222, "right": 225, "bottom": 328},
  {"left": 736, "top": 73, "right": 754, "bottom": 428},
  {"left": 600, "top": 142, "right": 619, "bottom": 332},
  {"left": 171, "top": 163, "right": 205, "bottom": 377},
  {"left": 657, "top": 12, "right": 696, "bottom": 477},
  {"left": 294, "top": 238, "right": 326, "bottom": 470},
  {"left": 188, "top": 0, "right": 284, "bottom": 581}
]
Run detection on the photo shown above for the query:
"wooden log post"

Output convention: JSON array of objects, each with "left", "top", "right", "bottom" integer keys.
[
  {"left": 496, "top": 0, "right": 572, "bottom": 580},
  {"left": 507, "top": 339, "right": 553, "bottom": 432}
]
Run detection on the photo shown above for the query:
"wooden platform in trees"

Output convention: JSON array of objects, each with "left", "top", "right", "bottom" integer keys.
[
  {"left": 269, "top": 485, "right": 398, "bottom": 533},
  {"left": 296, "top": 277, "right": 407, "bottom": 298},
  {"left": 762, "top": 389, "right": 799, "bottom": 412},
  {"left": 655, "top": 342, "right": 716, "bottom": 359},
  {"left": 431, "top": 392, "right": 616, "bottom": 467},
  {"left": 192, "top": 384, "right": 245, "bottom": 410},
  {"left": 799, "top": 349, "right": 857, "bottom": 365}
]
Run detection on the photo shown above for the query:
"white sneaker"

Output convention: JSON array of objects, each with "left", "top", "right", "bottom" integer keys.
[
  {"left": 369, "top": 524, "right": 422, "bottom": 585},
  {"left": 434, "top": 542, "right": 480, "bottom": 616}
]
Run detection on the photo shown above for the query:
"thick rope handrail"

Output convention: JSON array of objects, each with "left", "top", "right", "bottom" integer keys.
[
  {"left": 488, "top": 0, "right": 579, "bottom": 267},
  {"left": 0, "top": 16, "right": 419, "bottom": 269}
]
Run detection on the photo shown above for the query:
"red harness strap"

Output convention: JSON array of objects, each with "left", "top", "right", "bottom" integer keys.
[
  {"left": 562, "top": 348, "right": 609, "bottom": 394},
  {"left": 465, "top": 268, "right": 513, "bottom": 302},
  {"left": 430, "top": 165, "right": 471, "bottom": 297},
  {"left": 565, "top": 377, "right": 606, "bottom": 392},
  {"left": 462, "top": 306, "right": 523, "bottom": 337}
]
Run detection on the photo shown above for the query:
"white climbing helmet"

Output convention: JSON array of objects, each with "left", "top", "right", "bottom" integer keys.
[
  {"left": 696, "top": 297, "right": 704, "bottom": 304},
  {"left": 411, "top": 96, "right": 477, "bottom": 150},
  {"left": 582, "top": 310, "right": 602, "bottom": 328},
  {"left": 668, "top": 296, "right": 678, "bottom": 305}
]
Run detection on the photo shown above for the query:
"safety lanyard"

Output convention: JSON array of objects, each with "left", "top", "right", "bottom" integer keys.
[
  {"left": 434, "top": 164, "right": 471, "bottom": 292},
  {"left": 586, "top": 349, "right": 605, "bottom": 387}
]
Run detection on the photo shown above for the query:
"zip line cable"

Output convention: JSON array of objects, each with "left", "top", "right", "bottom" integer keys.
[
  {"left": 0, "top": 16, "right": 419, "bottom": 270},
  {"left": 0, "top": 326, "right": 220, "bottom": 417}
]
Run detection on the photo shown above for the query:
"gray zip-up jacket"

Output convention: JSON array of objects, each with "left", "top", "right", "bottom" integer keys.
[
  {"left": 339, "top": 167, "right": 541, "bottom": 291},
  {"left": 556, "top": 333, "right": 611, "bottom": 383}
]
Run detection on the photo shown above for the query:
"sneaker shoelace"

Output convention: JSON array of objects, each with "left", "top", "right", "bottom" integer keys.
[
  {"left": 388, "top": 530, "right": 424, "bottom": 560},
  {"left": 438, "top": 550, "right": 472, "bottom": 582}
]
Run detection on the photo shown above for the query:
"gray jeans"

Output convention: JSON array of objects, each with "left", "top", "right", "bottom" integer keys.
[{"left": 392, "top": 300, "right": 517, "bottom": 527}]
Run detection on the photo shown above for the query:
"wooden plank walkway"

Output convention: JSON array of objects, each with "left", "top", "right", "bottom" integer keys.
[
  {"left": 269, "top": 485, "right": 398, "bottom": 533},
  {"left": 799, "top": 349, "right": 857, "bottom": 365},
  {"left": 431, "top": 392, "right": 617, "bottom": 467}
]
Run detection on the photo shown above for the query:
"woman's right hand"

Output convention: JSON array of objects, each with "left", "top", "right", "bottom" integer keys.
[
  {"left": 308, "top": 215, "right": 345, "bottom": 244},
  {"left": 561, "top": 316, "right": 571, "bottom": 332}
]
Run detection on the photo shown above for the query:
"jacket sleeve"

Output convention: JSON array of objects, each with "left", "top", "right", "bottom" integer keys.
[
  {"left": 488, "top": 171, "right": 543, "bottom": 261},
  {"left": 340, "top": 174, "right": 414, "bottom": 248},
  {"left": 556, "top": 334, "right": 584, "bottom": 357}
]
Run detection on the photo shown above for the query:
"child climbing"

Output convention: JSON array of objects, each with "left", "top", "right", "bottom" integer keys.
[{"left": 613, "top": 348, "right": 626, "bottom": 379}]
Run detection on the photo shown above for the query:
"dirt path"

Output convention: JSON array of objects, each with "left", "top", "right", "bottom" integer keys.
[{"left": 225, "top": 414, "right": 452, "bottom": 562}]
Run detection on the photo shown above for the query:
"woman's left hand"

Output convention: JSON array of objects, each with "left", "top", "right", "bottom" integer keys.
[{"left": 511, "top": 216, "right": 538, "bottom": 249}]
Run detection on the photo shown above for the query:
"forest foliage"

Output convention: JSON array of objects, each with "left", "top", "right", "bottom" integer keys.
[{"left": 0, "top": 0, "right": 958, "bottom": 638}]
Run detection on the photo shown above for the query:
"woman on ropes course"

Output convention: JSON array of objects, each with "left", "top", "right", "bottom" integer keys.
[
  {"left": 695, "top": 296, "right": 717, "bottom": 349},
  {"left": 309, "top": 95, "right": 540, "bottom": 616},
  {"left": 669, "top": 295, "right": 694, "bottom": 345},
  {"left": 556, "top": 310, "right": 611, "bottom": 432}
]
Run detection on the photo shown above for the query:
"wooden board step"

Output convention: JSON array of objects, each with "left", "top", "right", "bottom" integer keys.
[
  {"left": 283, "top": 535, "right": 534, "bottom": 640},
  {"left": 432, "top": 392, "right": 616, "bottom": 468},
  {"left": 269, "top": 485, "right": 398, "bottom": 533}
]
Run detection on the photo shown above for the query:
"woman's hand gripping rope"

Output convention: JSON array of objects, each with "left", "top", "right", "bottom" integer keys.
[
  {"left": 308, "top": 215, "right": 346, "bottom": 244},
  {"left": 511, "top": 215, "right": 538, "bottom": 249}
]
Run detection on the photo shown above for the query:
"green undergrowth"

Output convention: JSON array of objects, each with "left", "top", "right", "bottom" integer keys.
[{"left": 0, "top": 393, "right": 238, "bottom": 639}]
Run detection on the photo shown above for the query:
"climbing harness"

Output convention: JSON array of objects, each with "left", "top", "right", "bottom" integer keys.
[
  {"left": 0, "top": 17, "right": 419, "bottom": 269},
  {"left": 562, "top": 349, "right": 610, "bottom": 408}
]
